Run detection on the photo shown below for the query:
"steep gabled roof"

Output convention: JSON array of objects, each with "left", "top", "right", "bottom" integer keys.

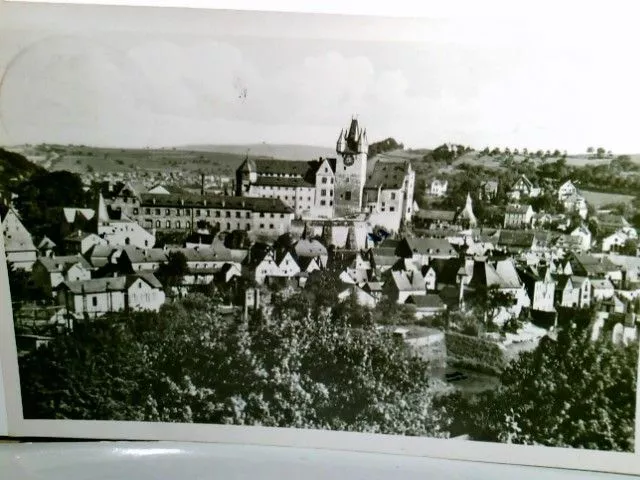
[
  {"left": 37, "top": 255, "right": 91, "bottom": 273},
  {"left": 365, "top": 160, "right": 410, "bottom": 190}
]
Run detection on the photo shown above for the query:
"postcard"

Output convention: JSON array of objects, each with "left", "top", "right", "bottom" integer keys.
[{"left": 1, "top": 1, "right": 639, "bottom": 475}]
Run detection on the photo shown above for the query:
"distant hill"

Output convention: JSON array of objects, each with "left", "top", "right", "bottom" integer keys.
[
  {"left": 0, "top": 147, "right": 45, "bottom": 192},
  {"left": 178, "top": 144, "right": 335, "bottom": 161}
]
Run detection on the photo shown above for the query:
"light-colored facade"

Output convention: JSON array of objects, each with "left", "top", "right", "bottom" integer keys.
[
  {"left": 558, "top": 180, "right": 578, "bottom": 201},
  {"left": 503, "top": 204, "right": 534, "bottom": 229},
  {"left": 57, "top": 273, "right": 165, "bottom": 317},
  {"left": 32, "top": 255, "right": 92, "bottom": 297},
  {"left": 429, "top": 179, "right": 448, "bottom": 197},
  {"left": 1, "top": 207, "right": 37, "bottom": 271},
  {"left": 335, "top": 118, "right": 369, "bottom": 217},
  {"left": 363, "top": 160, "right": 416, "bottom": 233}
]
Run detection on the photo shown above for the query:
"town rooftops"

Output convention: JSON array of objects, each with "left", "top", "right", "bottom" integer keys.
[
  {"left": 37, "top": 255, "right": 92, "bottom": 273},
  {"left": 399, "top": 237, "right": 457, "bottom": 256},
  {"left": 139, "top": 193, "right": 294, "bottom": 214},
  {"left": 121, "top": 247, "right": 168, "bottom": 264},
  {"left": 415, "top": 209, "right": 457, "bottom": 221},
  {"left": 364, "top": 160, "right": 411, "bottom": 190},
  {"left": 253, "top": 176, "right": 315, "bottom": 188},
  {"left": 406, "top": 293, "right": 445, "bottom": 309},
  {"left": 498, "top": 230, "right": 535, "bottom": 248},
  {"left": 505, "top": 204, "right": 533, "bottom": 214},
  {"left": 391, "top": 270, "right": 426, "bottom": 291},
  {"left": 60, "top": 273, "right": 162, "bottom": 294},
  {"left": 294, "top": 238, "right": 328, "bottom": 258}
]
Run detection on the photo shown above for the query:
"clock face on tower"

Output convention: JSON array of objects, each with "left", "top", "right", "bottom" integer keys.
[{"left": 344, "top": 155, "right": 354, "bottom": 167}]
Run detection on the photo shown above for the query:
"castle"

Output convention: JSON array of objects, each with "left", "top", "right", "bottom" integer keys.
[{"left": 235, "top": 116, "right": 415, "bottom": 234}]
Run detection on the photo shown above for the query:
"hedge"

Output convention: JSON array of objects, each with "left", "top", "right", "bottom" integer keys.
[{"left": 445, "top": 332, "right": 506, "bottom": 374}]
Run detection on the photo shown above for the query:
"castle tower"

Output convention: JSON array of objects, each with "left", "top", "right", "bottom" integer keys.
[{"left": 335, "top": 116, "right": 368, "bottom": 217}]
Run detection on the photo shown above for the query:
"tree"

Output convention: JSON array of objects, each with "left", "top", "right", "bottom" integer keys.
[
  {"left": 19, "top": 294, "right": 448, "bottom": 437},
  {"left": 620, "top": 238, "right": 638, "bottom": 256},
  {"left": 468, "top": 284, "right": 514, "bottom": 326},
  {"left": 453, "top": 328, "right": 637, "bottom": 451},
  {"left": 587, "top": 146, "right": 594, "bottom": 154},
  {"left": 156, "top": 251, "right": 189, "bottom": 293},
  {"left": 596, "top": 147, "right": 606, "bottom": 158}
]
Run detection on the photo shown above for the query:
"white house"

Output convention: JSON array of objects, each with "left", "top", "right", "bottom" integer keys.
[
  {"left": 503, "top": 204, "right": 534, "bottom": 229},
  {"left": 570, "top": 225, "right": 592, "bottom": 252},
  {"left": 602, "top": 230, "right": 632, "bottom": 253},
  {"left": 508, "top": 174, "right": 541, "bottom": 200},
  {"left": 32, "top": 255, "right": 92, "bottom": 297},
  {"left": 388, "top": 270, "right": 428, "bottom": 304},
  {"left": 429, "top": 179, "right": 449, "bottom": 197},
  {"left": 563, "top": 193, "right": 588, "bottom": 220},
  {"left": 557, "top": 180, "right": 578, "bottom": 201},
  {"left": 591, "top": 278, "right": 616, "bottom": 301},
  {"left": 64, "top": 231, "right": 107, "bottom": 256},
  {"left": 57, "top": 273, "right": 165, "bottom": 317}
]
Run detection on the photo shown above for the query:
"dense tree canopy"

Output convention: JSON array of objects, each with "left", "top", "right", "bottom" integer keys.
[
  {"left": 19, "top": 294, "right": 447, "bottom": 436},
  {"left": 437, "top": 327, "right": 637, "bottom": 452}
]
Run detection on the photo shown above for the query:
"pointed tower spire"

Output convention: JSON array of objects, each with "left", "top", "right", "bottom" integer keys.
[{"left": 97, "top": 192, "right": 109, "bottom": 223}]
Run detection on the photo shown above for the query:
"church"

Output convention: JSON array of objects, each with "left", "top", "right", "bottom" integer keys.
[{"left": 234, "top": 116, "right": 415, "bottom": 237}]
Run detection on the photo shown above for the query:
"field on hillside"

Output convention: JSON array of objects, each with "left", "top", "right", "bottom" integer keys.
[
  {"left": 451, "top": 152, "right": 624, "bottom": 168},
  {"left": 9, "top": 146, "right": 254, "bottom": 177},
  {"left": 580, "top": 189, "right": 636, "bottom": 207},
  {"left": 180, "top": 144, "right": 335, "bottom": 161}
]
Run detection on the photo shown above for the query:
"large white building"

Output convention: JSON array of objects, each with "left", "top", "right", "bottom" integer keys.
[{"left": 235, "top": 117, "right": 415, "bottom": 234}]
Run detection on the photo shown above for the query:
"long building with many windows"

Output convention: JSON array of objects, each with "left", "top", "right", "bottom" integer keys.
[{"left": 130, "top": 193, "right": 294, "bottom": 238}]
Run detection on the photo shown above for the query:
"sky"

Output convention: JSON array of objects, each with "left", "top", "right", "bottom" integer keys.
[{"left": 1, "top": 3, "right": 640, "bottom": 153}]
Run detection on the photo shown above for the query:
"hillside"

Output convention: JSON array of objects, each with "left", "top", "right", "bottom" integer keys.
[
  {"left": 0, "top": 147, "right": 45, "bottom": 192},
  {"left": 178, "top": 143, "right": 335, "bottom": 161}
]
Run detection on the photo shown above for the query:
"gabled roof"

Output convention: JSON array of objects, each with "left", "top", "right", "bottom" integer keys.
[
  {"left": 37, "top": 255, "right": 91, "bottom": 273},
  {"left": 498, "top": 230, "right": 535, "bottom": 248},
  {"left": 391, "top": 270, "right": 426, "bottom": 292},
  {"left": 61, "top": 273, "right": 162, "bottom": 294},
  {"left": 469, "top": 260, "right": 503, "bottom": 288},
  {"left": 139, "top": 193, "right": 294, "bottom": 214},
  {"left": 415, "top": 210, "right": 457, "bottom": 221},
  {"left": 505, "top": 204, "right": 533, "bottom": 215},
  {"left": 365, "top": 160, "right": 411, "bottom": 190},
  {"left": 294, "top": 239, "right": 328, "bottom": 258},
  {"left": 406, "top": 294, "right": 445, "bottom": 309},
  {"left": 121, "top": 247, "right": 168, "bottom": 264},
  {"left": 400, "top": 237, "right": 457, "bottom": 256},
  {"left": 37, "top": 236, "right": 56, "bottom": 249}
]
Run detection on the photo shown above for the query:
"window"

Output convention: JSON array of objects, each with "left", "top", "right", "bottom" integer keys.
[
  {"left": 260, "top": 212, "right": 265, "bottom": 218},
  {"left": 308, "top": 197, "right": 311, "bottom": 201},
  {"left": 329, "top": 200, "right": 333, "bottom": 206},
  {"left": 155, "top": 220, "right": 161, "bottom": 228},
  {"left": 345, "top": 191, "right": 352, "bottom": 201},
  {"left": 206, "top": 209, "right": 211, "bottom": 217},
  {"left": 329, "top": 190, "right": 333, "bottom": 196},
  {"left": 226, "top": 211, "right": 231, "bottom": 218},
  {"left": 246, "top": 224, "right": 251, "bottom": 231},
  {"left": 155, "top": 208, "right": 161, "bottom": 215},
  {"left": 260, "top": 223, "right": 265, "bottom": 229},
  {"left": 176, "top": 220, "right": 181, "bottom": 229},
  {"left": 322, "top": 177, "right": 328, "bottom": 184},
  {"left": 133, "top": 208, "right": 139, "bottom": 215},
  {"left": 235, "top": 211, "right": 241, "bottom": 218},
  {"left": 165, "top": 208, "right": 170, "bottom": 215},
  {"left": 270, "top": 213, "right": 275, "bottom": 218},
  {"left": 196, "top": 209, "right": 201, "bottom": 216},
  {"left": 166, "top": 220, "right": 171, "bottom": 228},
  {"left": 226, "top": 223, "right": 231, "bottom": 230},
  {"left": 176, "top": 209, "right": 181, "bottom": 216},
  {"left": 215, "top": 211, "right": 221, "bottom": 218},
  {"left": 186, "top": 221, "right": 191, "bottom": 229},
  {"left": 145, "top": 208, "right": 151, "bottom": 214},
  {"left": 92, "top": 297, "right": 97, "bottom": 307},
  {"left": 391, "top": 192, "right": 396, "bottom": 200},
  {"left": 280, "top": 214, "right": 284, "bottom": 218},
  {"left": 330, "top": 178, "right": 334, "bottom": 184},
  {"left": 320, "top": 200, "right": 326, "bottom": 206},
  {"left": 321, "top": 189, "right": 327, "bottom": 196},
  {"left": 185, "top": 209, "right": 191, "bottom": 215},
  {"left": 390, "top": 206, "right": 395, "bottom": 212},
  {"left": 269, "top": 224, "right": 274, "bottom": 229}
]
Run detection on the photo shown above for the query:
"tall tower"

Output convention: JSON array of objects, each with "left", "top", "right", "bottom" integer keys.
[{"left": 335, "top": 116, "right": 368, "bottom": 217}]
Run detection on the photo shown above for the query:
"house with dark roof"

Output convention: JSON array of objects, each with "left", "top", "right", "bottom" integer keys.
[
  {"left": 362, "top": 159, "right": 416, "bottom": 233},
  {"left": 57, "top": 273, "right": 165, "bottom": 317},
  {"left": 405, "top": 294, "right": 447, "bottom": 318},
  {"left": 64, "top": 231, "right": 107, "bottom": 256},
  {"left": 413, "top": 209, "right": 457, "bottom": 230},
  {"left": 518, "top": 265, "right": 555, "bottom": 312},
  {"left": 395, "top": 237, "right": 457, "bottom": 266},
  {"left": 497, "top": 230, "right": 537, "bottom": 252},
  {"left": 480, "top": 180, "right": 499, "bottom": 201},
  {"left": 508, "top": 174, "right": 542, "bottom": 200},
  {"left": 503, "top": 204, "right": 534, "bottom": 229},
  {"left": 32, "top": 254, "right": 92, "bottom": 296},
  {"left": 236, "top": 156, "right": 337, "bottom": 218}
]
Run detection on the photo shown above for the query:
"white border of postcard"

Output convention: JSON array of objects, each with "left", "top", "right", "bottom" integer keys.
[{"left": 1, "top": 1, "right": 640, "bottom": 475}]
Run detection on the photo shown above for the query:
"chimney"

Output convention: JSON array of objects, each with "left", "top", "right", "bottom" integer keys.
[{"left": 201, "top": 173, "right": 205, "bottom": 196}]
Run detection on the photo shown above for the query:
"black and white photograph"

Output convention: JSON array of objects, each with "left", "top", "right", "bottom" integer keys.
[{"left": 0, "top": 1, "right": 639, "bottom": 458}]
